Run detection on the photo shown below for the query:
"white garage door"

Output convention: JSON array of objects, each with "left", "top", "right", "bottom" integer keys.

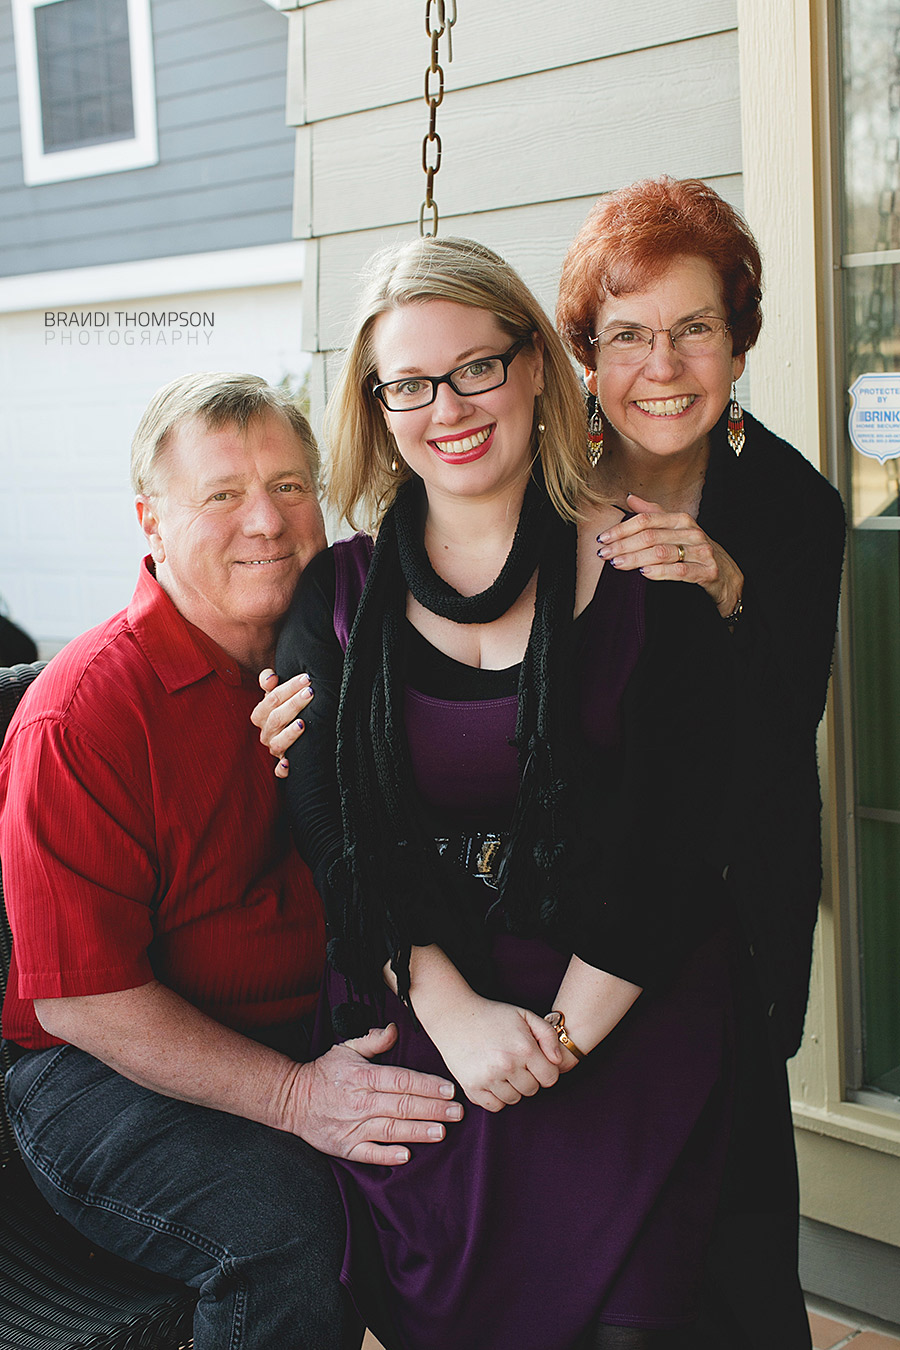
[{"left": 0, "top": 279, "right": 307, "bottom": 653}]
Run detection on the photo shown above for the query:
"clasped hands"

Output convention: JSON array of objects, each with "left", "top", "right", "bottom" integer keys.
[
  {"left": 597, "top": 493, "right": 743, "bottom": 619},
  {"left": 416, "top": 988, "right": 580, "bottom": 1115}
]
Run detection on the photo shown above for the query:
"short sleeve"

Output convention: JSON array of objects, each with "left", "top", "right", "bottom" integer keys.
[{"left": 1, "top": 716, "right": 158, "bottom": 998}]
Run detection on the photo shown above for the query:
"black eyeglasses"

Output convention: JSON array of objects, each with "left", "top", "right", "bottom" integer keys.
[{"left": 371, "top": 338, "right": 529, "bottom": 411}]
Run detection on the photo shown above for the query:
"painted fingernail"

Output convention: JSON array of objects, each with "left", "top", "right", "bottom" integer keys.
[
  {"left": 428, "top": 1125, "right": 445, "bottom": 1139},
  {"left": 597, "top": 532, "right": 610, "bottom": 543},
  {"left": 296, "top": 719, "right": 304, "bottom": 731},
  {"left": 598, "top": 547, "right": 611, "bottom": 559},
  {"left": 279, "top": 758, "right": 289, "bottom": 769}
]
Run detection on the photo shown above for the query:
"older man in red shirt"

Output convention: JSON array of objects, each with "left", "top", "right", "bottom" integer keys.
[{"left": 0, "top": 373, "right": 462, "bottom": 1350}]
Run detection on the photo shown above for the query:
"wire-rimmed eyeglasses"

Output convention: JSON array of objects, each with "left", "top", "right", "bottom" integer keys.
[
  {"left": 371, "top": 338, "right": 530, "bottom": 411},
  {"left": 588, "top": 317, "right": 731, "bottom": 366}
]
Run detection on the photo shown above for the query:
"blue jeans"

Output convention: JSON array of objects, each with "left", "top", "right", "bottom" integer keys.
[{"left": 5, "top": 1045, "right": 364, "bottom": 1350}]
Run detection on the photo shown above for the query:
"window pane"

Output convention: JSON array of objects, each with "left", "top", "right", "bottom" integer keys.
[
  {"left": 840, "top": 0, "right": 900, "bottom": 256},
  {"left": 35, "top": 0, "right": 135, "bottom": 154},
  {"left": 844, "top": 264, "right": 900, "bottom": 529},
  {"left": 857, "top": 819, "right": 900, "bottom": 1095},
  {"left": 840, "top": 0, "right": 900, "bottom": 1104}
]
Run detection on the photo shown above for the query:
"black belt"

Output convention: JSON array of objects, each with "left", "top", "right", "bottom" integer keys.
[{"left": 435, "top": 831, "right": 506, "bottom": 887}]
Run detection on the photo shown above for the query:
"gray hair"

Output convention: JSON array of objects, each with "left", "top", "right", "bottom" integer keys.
[{"left": 131, "top": 372, "right": 319, "bottom": 496}]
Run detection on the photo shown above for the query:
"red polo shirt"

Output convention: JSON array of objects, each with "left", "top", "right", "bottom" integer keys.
[{"left": 0, "top": 558, "right": 325, "bottom": 1050}]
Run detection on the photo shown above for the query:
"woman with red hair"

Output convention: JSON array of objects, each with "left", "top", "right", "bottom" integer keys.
[{"left": 558, "top": 176, "right": 846, "bottom": 1348}]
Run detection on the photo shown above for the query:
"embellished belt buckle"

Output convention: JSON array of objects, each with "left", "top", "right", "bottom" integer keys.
[
  {"left": 434, "top": 831, "right": 505, "bottom": 887},
  {"left": 474, "top": 833, "right": 502, "bottom": 881}
]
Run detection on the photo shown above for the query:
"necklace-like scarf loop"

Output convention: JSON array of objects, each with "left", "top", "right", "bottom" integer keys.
[
  {"left": 394, "top": 472, "right": 555, "bottom": 623},
  {"left": 327, "top": 472, "right": 583, "bottom": 1014}
]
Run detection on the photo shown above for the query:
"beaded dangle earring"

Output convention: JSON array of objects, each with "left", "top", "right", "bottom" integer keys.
[
  {"left": 727, "top": 382, "right": 745, "bottom": 456},
  {"left": 587, "top": 400, "right": 604, "bottom": 467}
]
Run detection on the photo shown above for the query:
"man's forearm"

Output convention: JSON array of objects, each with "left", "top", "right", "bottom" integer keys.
[
  {"left": 35, "top": 979, "right": 302, "bottom": 1131},
  {"left": 34, "top": 979, "right": 464, "bottom": 1166}
]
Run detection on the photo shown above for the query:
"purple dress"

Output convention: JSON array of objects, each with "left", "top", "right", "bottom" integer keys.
[{"left": 311, "top": 538, "right": 735, "bottom": 1349}]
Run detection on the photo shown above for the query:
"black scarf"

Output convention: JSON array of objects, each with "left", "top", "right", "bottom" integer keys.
[{"left": 327, "top": 473, "right": 584, "bottom": 1013}]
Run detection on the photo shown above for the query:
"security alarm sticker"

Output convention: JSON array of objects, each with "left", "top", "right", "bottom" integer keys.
[{"left": 849, "top": 373, "right": 900, "bottom": 463}]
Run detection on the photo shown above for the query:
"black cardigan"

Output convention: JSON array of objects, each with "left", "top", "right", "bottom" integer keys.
[
  {"left": 699, "top": 408, "right": 846, "bottom": 1057},
  {"left": 278, "top": 537, "right": 737, "bottom": 998}
]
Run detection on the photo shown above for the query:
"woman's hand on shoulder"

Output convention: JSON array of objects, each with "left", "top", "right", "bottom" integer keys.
[
  {"left": 250, "top": 669, "right": 314, "bottom": 777},
  {"left": 424, "top": 990, "right": 564, "bottom": 1113},
  {"left": 596, "top": 493, "right": 743, "bottom": 619}
]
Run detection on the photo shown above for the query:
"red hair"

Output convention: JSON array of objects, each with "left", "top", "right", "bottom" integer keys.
[{"left": 556, "top": 176, "right": 763, "bottom": 367}]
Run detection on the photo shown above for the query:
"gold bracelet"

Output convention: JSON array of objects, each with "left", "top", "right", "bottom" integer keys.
[{"left": 544, "top": 1010, "right": 586, "bottom": 1061}]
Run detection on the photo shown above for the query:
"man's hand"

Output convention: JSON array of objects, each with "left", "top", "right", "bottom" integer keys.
[
  {"left": 287, "top": 1024, "right": 463, "bottom": 1165},
  {"left": 35, "top": 984, "right": 461, "bottom": 1168}
]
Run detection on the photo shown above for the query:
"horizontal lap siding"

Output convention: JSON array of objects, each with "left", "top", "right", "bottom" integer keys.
[
  {"left": 298, "top": 0, "right": 737, "bottom": 120},
  {"left": 0, "top": 0, "right": 296, "bottom": 276},
  {"left": 304, "top": 33, "right": 741, "bottom": 239},
  {"left": 309, "top": 179, "right": 745, "bottom": 355},
  {"left": 289, "top": 0, "right": 740, "bottom": 429}
]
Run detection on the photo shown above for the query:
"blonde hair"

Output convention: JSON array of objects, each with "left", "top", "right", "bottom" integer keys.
[
  {"left": 131, "top": 372, "right": 319, "bottom": 496},
  {"left": 323, "top": 236, "right": 590, "bottom": 531}
]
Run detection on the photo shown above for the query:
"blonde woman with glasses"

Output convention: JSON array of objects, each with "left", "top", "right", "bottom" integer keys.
[{"left": 261, "top": 233, "right": 742, "bottom": 1349}]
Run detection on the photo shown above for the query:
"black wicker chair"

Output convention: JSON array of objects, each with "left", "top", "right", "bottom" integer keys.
[{"left": 0, "top": 662, "right": 197, "bottom": 1349}]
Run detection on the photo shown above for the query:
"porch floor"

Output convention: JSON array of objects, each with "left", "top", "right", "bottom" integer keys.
[{"left": 807, "top": 1297, "right": 900, "bottom": 1349}]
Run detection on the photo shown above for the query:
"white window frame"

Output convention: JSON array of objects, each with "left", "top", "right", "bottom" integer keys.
[{"left": 11, "top": 0, "right": 158, "bottom": 186}]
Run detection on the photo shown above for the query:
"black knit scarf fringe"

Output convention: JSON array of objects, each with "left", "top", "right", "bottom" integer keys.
[{"left": 327, "top": 473, "right": 582, "bottom": 1014}]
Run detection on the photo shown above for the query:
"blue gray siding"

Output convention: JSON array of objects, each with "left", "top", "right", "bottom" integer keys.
[{"left": 0, "top": 0, "right": 295, "bottom": 276}]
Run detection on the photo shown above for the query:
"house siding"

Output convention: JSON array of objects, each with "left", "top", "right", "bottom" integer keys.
[
  {"left": 285, "top": 0, "right": 740, "bottom": 425},
  {"left": 0, "top": 0, "right": 296, "bottom": 276}
]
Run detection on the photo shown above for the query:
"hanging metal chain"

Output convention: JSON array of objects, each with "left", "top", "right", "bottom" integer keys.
[{"left": 419, "top": 0, "right": 457, "bottom": 237}]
